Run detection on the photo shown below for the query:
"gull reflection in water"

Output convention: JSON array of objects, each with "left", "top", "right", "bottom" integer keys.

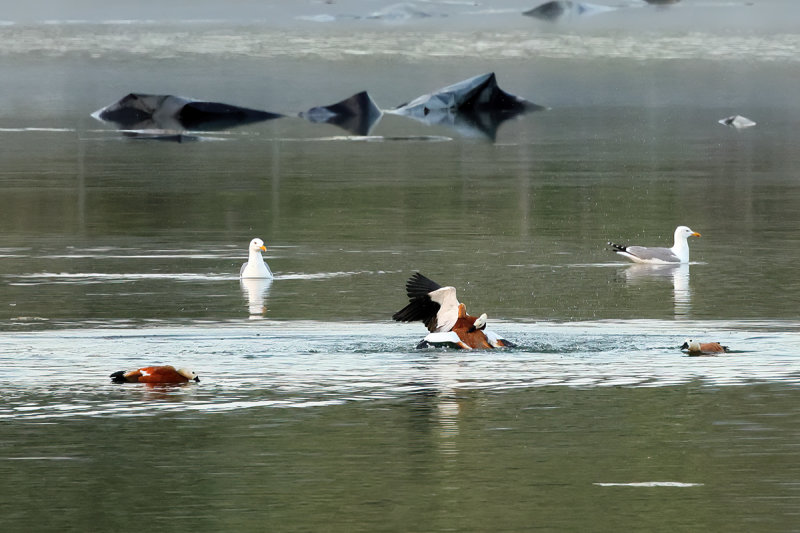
[
  {"left": 623, "top": 263, "right": 691, "bottom": 317},
  {"left": 240, "top": 278, "right": 273, "bottom": 319}
]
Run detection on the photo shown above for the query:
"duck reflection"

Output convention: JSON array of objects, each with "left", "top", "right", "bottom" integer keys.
[
  {"left": 240, "top": 278, "right": 273, "bottom": 318},
  {"left": 406, "top": 386, "right": 463, "bottom": 458},
  {"left": 622, "top": 263, "right": 691, "bottom": 317},
  {"left": 435, "top": 394, "right": 461, "bottom": 457},
  {"left": 405, "top": 356, "right": 470, "bottom": 458}
]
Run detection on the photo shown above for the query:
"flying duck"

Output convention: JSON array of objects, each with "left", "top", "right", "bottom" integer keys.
[
  {"left": 240, "top": 237, "right": 273, "bottom": 279},
  {"left": 392, "top": 272, "right": 514, "bottom": 349},
  {"left": 680, "top": 339, "right": 730, "bottom": 356},
  {"left": 608, "top": 226, "right": 701, "bottom": 264},
  {"left": 110, "top": 366, "right": 199, "bottom": 384}
]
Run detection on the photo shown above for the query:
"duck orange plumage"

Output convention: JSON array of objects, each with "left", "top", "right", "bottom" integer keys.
[
  {"left": 392, "top": 272, "right": 514, "bottom": 349},
  {"left": 110, "top": 366, "right": 199, "bottom": 384},
  {"left": 680, "top": 339, "right": 730, "bottom": 356},
  {"left": 450, "top": 303, "right": 493, "bottom": 349}
]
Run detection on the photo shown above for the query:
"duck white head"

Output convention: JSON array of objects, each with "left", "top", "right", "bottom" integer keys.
[
  {"left": 177, "top": 368, "right": 200, "bottom": 382},
  {"left": 680, "top": 339, "right": 701, "bottom": 352}
]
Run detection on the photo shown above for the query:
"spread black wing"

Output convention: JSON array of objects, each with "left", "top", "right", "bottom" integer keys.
[{"left": 392, "top": 272, "right": 443, "bottom": 332}]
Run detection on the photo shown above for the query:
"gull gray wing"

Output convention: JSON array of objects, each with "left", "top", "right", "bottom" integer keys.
[{"left": 623, "top": 246, "right": 680, "bottom": 263}]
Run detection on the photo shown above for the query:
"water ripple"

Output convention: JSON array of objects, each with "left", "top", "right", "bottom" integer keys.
[{"left": 1, "top": 321, "right": 798, "bottom": 420}]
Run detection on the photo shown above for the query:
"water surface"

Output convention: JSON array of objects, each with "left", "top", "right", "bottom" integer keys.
[{"left": 1, "top": 1, "right": 799, "bottom": 531}]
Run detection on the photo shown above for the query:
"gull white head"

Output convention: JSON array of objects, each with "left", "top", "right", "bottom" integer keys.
[
  {"left": 241, "top": 237, "right": 273, "bottom": 279},
  {"left": 670, "top": 226, "right": 701, "bottom": 263},
  {"left": 674, "top": 226, "right": 701, "bottom": 243},
  {"left": 177, "top": 368, "right": 200, "bottom": 382},
  {"left": 473, "top": 313, "right": 488, "bottom": 330},
  {"left": 249, "top": 238, "right": 267, "bottom": 254}
]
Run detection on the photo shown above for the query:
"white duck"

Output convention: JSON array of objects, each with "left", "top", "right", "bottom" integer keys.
[{"left": 239, "top": 238, "right": 273, "bottom": 279}]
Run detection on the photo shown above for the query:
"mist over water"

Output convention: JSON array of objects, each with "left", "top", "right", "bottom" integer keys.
[{"left": 1, "top": 1, "right": 800, "bottom": 531}]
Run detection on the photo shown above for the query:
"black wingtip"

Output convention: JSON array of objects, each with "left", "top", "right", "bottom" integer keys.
[
  {"left": 392, "top": 297, "right": 439, "bottom": 326},
  {"left": 393, "top": 272, "right": 444, "bottom": 331},
  {"left": 608, "top": 242, "right": 626, "bottom": 253},
  {"left": 110, "top": 370, "right": 127, "bottom": 383},
  {"left": 405, "top": 272, "right": 442, "bottom": 299}
]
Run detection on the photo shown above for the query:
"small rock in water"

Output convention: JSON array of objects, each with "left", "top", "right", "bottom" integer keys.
[{"left": 718, "top": 115, "right": 756, "bottom": 129}]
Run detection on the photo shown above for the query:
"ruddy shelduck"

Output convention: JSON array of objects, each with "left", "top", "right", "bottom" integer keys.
[
  {"left": 680, "top": 339, "right": 730, "bottom": 356},
  {"left": 110, "top": 366, "right": 199, "bottom": 384},
  {"left": 392, "top": 272, "right": 514, "bottom": 349}
]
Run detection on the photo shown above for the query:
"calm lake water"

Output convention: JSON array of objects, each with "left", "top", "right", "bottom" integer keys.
[{"left": 1, "top": 1, "right": 800, "bottom": 531}]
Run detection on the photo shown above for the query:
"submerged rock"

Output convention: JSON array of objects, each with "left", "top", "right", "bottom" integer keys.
[
  {"left": 300, "top": 91, "right": 383, "bottom": 136},
  {"left": 523, "top": 1, "right": 617, "bottom": 22},
  {"left": 92, "top": 93, "right": 282, "bottom": 131},
  {"left": 718, "top": 115, "right": 756, "bottom": 129},
  {"left": 388, "top": 72, "right": 545, "bottom": 140}
]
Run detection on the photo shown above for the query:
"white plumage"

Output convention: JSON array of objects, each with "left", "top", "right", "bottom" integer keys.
[
  {"left": 609, "top": 226, "right": 701, "bottom": 264},
  {"left": 240, "top": 238, "right": 273, "bottom": 279},
  {"left": 427, "top": 286, "right": 460, "bottom": 332}
]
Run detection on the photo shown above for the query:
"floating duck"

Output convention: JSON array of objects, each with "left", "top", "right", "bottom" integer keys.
[
  {"left": 110, "top": 366, "right": 199, "bottom": 384},
  {"left": 240, "top": 237, "right": 273, "bottom": 279},
  {"left": 392, "top": 272, "right": 514, "bottom": 349},
  {"left": 680, "top": 339, "right": 730, "bottom": 356},
  {"left": 608, "top": 226, "right": 701, "bottom": 264}
]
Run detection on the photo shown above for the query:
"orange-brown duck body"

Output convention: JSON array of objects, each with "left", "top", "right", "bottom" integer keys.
[
  {"left": 680, "top": 339, "right": 730, "bottom": 356},
  {"left": 110, "top": 365, "right": 199, "bottom": 384},
  {"left": 450, "top": 303, "right": 493, "bottom": 349},
  {"left": 393, "top": 273, "right": 513, "bottom": 350}
]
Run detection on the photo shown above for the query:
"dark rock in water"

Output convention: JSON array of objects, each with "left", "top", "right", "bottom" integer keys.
[
  {"left": 300, "top": 91, "right": 383, "bottom": 136},
  {"left": 389, "top": 72, "right": 546, "bottom": 141},
  {"left": 718, "top": 115, "right": 756, "bottom": 129},
  {"left": 523, "top": 0, "right": 616, "bottom": 21},
  {"left": 92, "top": 94, "right": 282, "bottom": 131},
  {"left": 176, "top": 101, "right": 281, "bottom": 130},
  {"left": 524, "top": 0, "right": 570, "bottom": 20},
  {"left": 392, "top": 72, "right": 544, "bottom": 116}
]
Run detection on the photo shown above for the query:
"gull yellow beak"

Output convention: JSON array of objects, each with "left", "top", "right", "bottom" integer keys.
[
  {"left": 259, "top": 245, "right": 267, "bottom": 252},
  {"left": 692, "top": 232, "right": 701, "bottom": 237}
]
